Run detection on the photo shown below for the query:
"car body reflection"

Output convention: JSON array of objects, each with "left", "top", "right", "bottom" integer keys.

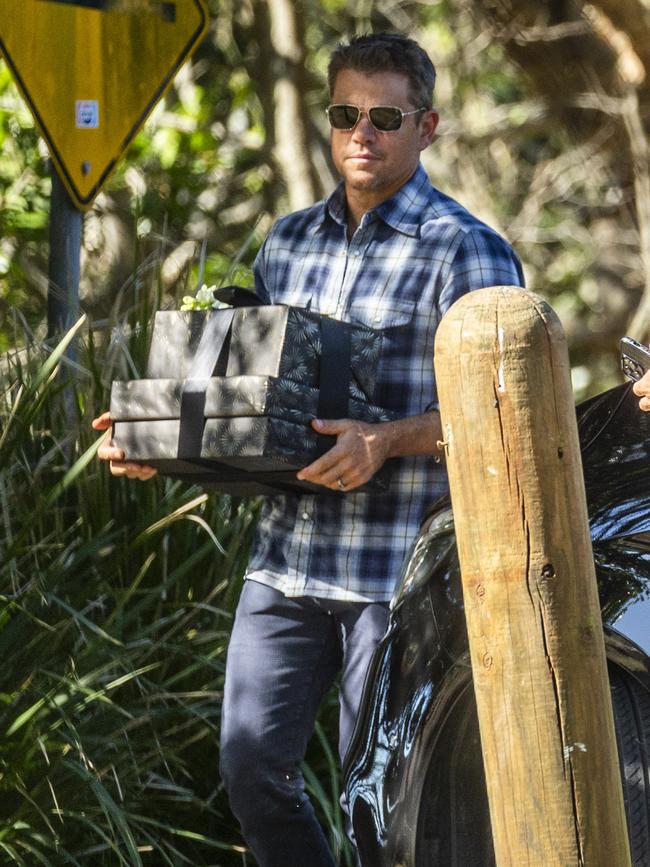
[{"left": 345, "top": 382, "right": 650, "bottom": 867}]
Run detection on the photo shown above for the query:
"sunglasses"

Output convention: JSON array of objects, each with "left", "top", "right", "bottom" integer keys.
[{"left": 325, "top": 104, "right": 426, "bottom": 132}]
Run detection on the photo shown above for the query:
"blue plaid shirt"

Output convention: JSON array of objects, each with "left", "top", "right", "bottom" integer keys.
[{"left": 245, "top": 164, "right": 524, "bottom": 602}]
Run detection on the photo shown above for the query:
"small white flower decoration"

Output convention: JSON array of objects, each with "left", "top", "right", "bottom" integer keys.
[{"left": 180, "top": 284, "right": 228, "bottom": 311}]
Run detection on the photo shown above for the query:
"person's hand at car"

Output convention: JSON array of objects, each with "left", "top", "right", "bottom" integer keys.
[
  {"left": 92, "top": 411, "right": 158, "bottom": 481},
  {"left": 633, "top": 369, "right": 650, "bottom": 412}
]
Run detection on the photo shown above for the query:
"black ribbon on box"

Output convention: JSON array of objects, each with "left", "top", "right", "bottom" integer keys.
[
  {"left": 176, "top": 308, "right": 352, "bottom": 463},
  {"left": 311, "top": 315, "right": 352, "bottom": 453}
]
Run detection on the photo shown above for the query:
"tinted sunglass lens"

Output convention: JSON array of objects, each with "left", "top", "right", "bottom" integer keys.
[
  {"left": 328, "top": 105, "right": 360, "bottom": 129},
  {"left": 368, "top": 106, "right": 402, "bottom": 131},
  {"left": 326, "top": 104, "right": 407, "bottom": 131}
]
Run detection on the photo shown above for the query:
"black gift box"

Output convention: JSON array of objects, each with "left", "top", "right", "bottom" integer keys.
[
  {"left": 110, "top": 304, "right": 393, "bottom": 495},
  {"left": 144, "top": 306, "right": 382, "bottom": 402}
]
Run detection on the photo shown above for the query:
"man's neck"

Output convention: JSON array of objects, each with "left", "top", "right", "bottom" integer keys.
[
  {"left": 345, "top": 191, "right": 381, "bottom": 238},
  {"left": 343, "top": 168, "right": 417, "bottom": 238},
  {"left": 346, "top": 210, "right": 360, "bottom": 239}
]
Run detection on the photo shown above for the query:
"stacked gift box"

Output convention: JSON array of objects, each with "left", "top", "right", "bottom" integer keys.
[{"left": 110, "top": 299, "right": 394, "bottom": 495}]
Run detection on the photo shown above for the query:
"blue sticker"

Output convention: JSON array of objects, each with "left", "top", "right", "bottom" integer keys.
[{"left": 76, "top": 100, "right": 99, "bottom": 129}]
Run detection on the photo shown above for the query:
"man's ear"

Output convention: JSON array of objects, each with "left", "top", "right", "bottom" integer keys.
[{"left": 419, "top": 110, "right": 439, "bottom": 149}]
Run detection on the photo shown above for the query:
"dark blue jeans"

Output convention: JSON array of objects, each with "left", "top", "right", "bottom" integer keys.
[{"left": 219, "top": 580, "right": 390, "bottom": 867}]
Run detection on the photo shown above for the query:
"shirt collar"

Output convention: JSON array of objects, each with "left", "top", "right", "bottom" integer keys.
[
  {"left": 324, "top": 184, "right": 347, "bottom": 228},
  {"left": 319, "top": 163, "right": 431, "bottom": 238}
]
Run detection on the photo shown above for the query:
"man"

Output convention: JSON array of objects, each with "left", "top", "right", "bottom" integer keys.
[
  {"left": 94, "top": 33, "right": 523, "bottom": 867},
  {"left": 634, "top": 369, "right": 650, "bottom": 410}
]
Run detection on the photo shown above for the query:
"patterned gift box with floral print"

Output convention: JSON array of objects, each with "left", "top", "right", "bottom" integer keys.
[
  {"left": 111, "top": 375, "right": 392, "bottom": 426},
  {"left": 109, "top": 305, "right": 393, "bottom": 494},
  {"left": 145, "top": 307, "right": 382, "bottom": 403}
]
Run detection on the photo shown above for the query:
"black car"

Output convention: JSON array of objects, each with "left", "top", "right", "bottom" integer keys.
[{"left": 344, "top": 381, "right": 650, "bottom": 866}]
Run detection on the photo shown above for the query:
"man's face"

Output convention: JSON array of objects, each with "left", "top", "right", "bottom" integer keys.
[{"left": 329, "top": 69, "right": 438, "bottom": 206}]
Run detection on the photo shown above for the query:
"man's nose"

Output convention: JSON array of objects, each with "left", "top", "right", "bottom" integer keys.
[{"left": 351, "top": 113, "right": 377, "bottom": 141}]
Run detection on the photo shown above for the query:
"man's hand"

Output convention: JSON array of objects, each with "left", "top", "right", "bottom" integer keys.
[
  {"left": 92, "top": 412, "right": 158, "bottom": 481},
  {"left": 296, "top": 418, "right": 391, "bottom": 492},
  {"left": 633, "top": 370, "right": 650, "bottom": 412},
  {"left": 296, "top": 412, "right": 445, "bottom": 492}
]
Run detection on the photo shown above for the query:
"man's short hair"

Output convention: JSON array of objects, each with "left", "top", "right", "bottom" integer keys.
[{"left": 328, "top": 33, "right": 436, "bottom": 111}]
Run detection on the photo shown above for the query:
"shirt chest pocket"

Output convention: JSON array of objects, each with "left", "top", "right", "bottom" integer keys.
[
  {"left": 347, "top": 299, "right": 416, "bottom": 365},
  {"left": 347, "top": 299, "right": 421, "bottom": 410},
  {"left": 347, "top": 297, "right": 414, "bottom": 331}
]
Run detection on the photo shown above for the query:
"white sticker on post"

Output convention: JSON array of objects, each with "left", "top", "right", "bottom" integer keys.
[{"left": 75, "top": 100, "right": 99, "bottom": 129}]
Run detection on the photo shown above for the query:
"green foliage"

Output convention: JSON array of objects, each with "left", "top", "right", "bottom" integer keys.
[
  {"left": 0, "top": 67, "right": 50, "bottom": 344},
  {"left": 0, "top": 296, "right": 350, "bottom": 864}
]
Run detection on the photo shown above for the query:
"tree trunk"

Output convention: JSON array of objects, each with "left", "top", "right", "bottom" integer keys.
[{"left": 266, "top": 0, "right": 318, "bottom": 210}]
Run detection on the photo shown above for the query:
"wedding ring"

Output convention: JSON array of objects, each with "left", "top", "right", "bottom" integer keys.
[{"left": 336, "top": 478, "right": 346, "bottom": 491}]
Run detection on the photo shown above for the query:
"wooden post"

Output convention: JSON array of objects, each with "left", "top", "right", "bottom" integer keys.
[{"left": 434, "top": 286, "right": 631, "bottom": 866}]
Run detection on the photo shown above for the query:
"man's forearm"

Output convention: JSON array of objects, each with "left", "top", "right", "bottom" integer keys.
[{"left": 377, "top": 410, "right": 445, "bottom": 459}]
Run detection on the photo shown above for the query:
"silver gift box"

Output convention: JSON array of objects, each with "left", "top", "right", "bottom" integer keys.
[{"left": 109, "top": 305, "right": 392, "bottom": 495}]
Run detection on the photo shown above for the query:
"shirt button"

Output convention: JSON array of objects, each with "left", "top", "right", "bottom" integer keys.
[
  {"left": 354, "top": 250, "right": 360, "bottom": 256},
  {"left": 301, "top": 512, "right": 310, "bottom": 521}
]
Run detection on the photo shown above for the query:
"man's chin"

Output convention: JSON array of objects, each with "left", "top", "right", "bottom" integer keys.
[{"left": 344, "top": 172, "right": 385, "bottom": 192}]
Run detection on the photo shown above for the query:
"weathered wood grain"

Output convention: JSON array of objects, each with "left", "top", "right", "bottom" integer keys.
[{"left": 434, "top": 285, "right": 630, "bottom": 866}]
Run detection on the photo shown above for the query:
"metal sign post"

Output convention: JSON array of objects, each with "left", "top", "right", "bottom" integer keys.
[{"left": 47, "top": 168, "right": 82, "bottom": 343}]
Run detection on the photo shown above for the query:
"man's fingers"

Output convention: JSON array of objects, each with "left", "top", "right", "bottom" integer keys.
[
  {"left": 297, "top": 418, "right": 383, "bottom": 489},
  {"left": 298, "top": 418, "right": 363, "bottom": 478},
  {"left": 632, "top": 373, "right": 650, "bottom": 411},
  {"left": 92, "top": 410, "right": 156, "bottom": 479},
  {"left": 97, "top": 434, "right": 125, "bottom": 463},
  {"left": 317, "top": 461, "right": 356, "bottom": 487},
  {"left": 633, "top": 369, "right": 650, "bottom": 388},
  {"left": 298, "top": 451, "right": 365, "bottom": 490},
  {"left": 110, "top": 461, "right": 158, "bottom": 481},
  {"left": 92, "top": 411, "right": 112, "bottom": 430},
  {"left": 296, "top": 449, "right": 342, "bottom": 481},
  {"left": 311, "top": 417, "right": 350, "bottom": 435}
]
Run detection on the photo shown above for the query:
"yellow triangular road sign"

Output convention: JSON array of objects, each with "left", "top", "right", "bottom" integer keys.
[{"left": 0, "top": 0, "right": 209, "bottom": 209}]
